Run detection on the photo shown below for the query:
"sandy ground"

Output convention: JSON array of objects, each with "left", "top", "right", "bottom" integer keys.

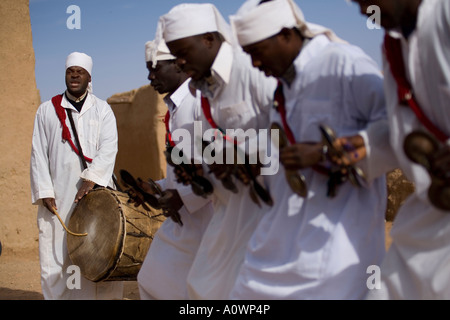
[
  {"left": 0, "top": 222, "right": 393, "bottom": 300},
  {"left": 0, "top": 247, "right": 140, "bottom": 300}
]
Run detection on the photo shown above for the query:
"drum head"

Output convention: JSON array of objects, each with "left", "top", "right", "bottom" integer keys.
[{"left": 67, "top": 188, "right": 125, "bottom": 282}]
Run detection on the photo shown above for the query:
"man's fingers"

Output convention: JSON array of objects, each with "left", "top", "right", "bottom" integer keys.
[{"left": 43, "top": 198, "right": 57, "bottom": 212}]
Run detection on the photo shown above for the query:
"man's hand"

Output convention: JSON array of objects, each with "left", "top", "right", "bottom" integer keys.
[
  {"left": 159, "top": 189, "right": 183, "bottom": 225},
  {"left": 328, "top": 135, "right": 367, "bottom": 167},
  {"left": 43, "top": 198, "right": 57, "bottom": 213},
  {"left": 74, "top": 179, "right": 96, "bottom": 203},
  {"left": 159, "top": 189, "right": 183, "bottom": 214},
  {"left": 280, "top": 142, "right": 324, "bottom": 171}
]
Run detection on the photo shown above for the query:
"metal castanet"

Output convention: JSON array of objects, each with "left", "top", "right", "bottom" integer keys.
[
  {"left": 202, "top": 140, "right": 239, "bottom": 194},
  {"left": 218, "top": 171, "right": 239, "bottom": 194},
  {"left": 270, "top": 122, "right": 308, "bottom": 198},
  {"left": 244, "top": 162, "right": 273, "bottom": 207},
  {"left": 428, "top": 181, "right": 450, "bottom": 211},
  {"left": 147, "top": 177, "right": 183, "bottom": 227},
  {"left": 403, "top": 130, "right": 439, "bottom": 170},
  {"left": 165, "top": 146, "right": 214, "bottom": 198},
  {"left": 120, "top": 169, "right": 183, "bottom": 225},
  {"left": 120, "top": 169, "right": 161, "bottom": 209},
  {"left": 404, "top": 130, "right": 450, "bottom": 211}
]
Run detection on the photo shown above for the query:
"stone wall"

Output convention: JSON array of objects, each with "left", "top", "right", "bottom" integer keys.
[
  {"left": 108, "top": 85, "right": 167, "bottom": 187},
  {"left": 0, "top": 0, "right": 41, "bottom": 254},
  {"left": 0, "top": 1, "right": 168, "bottom": 254}
]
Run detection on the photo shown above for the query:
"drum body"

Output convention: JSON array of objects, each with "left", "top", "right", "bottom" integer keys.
[{"left": 67, "top": 188, "right": 165, "bottom": 282}]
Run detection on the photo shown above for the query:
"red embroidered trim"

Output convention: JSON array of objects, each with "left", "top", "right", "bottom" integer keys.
[
  {"left": 164, "top": 110, "right": 176, "bottom": 147},
  {"left": 201, "top": 96, "right": 238, "bottom": 145},
  {"left": 274, "top": 80, "right": 296, "bottom": 144},
  {"left": 51, "top": 94, "right": 93, "bottom": 162},
  {"left": 384, "top": 34, "right": 449, "bottom": 143}
]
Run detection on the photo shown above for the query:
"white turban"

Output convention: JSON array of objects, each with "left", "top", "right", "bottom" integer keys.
[
  {"left": 145, "top": 39, "right": 176, "bottom": 67},
  {"left": 230, "top": 0, "right": 346, "bottom": 47},
  {"left": 160, "top": 3, "right": 233, "bottom": 44},
  {"left": 146, "top": 17, "right": 177, "bottom": 68},
  {"left": 65, "top": 52, "right": 93, "bottom": 92},
  {"left": 66, "top": 52, "right": 93, "bottom": 75}
]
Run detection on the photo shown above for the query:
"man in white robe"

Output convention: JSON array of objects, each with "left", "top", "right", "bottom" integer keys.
[
  {"left": 352, "top": 0, "right": 450, "bottom": 299},
  {"left": 30, "top": 52, "right": 123, "bottom": 300},
  {"left": 228, "top": 0, "right": 389, "bottom": 299},
  {"left": 136, "top": 37, "right": 215, "bottom": 300},
  {"left": 160, "top": 3, "right": 278, "bottom": 299}
]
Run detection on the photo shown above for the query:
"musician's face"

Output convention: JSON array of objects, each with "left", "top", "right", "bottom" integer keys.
[
  {"left": 167, "top": 33, "right": 219, "bottom": 81},
  {"left": 243, "top": 29, "right": 297, "bottom": 78},
  {"left": 65, "top": 66, "right": 91, "bottom": 98},
  {"left": 147, "top": 60, "right": 182, "bottom": 95}
]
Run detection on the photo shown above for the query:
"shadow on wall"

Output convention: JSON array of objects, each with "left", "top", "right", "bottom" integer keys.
[{"left": 108, "top": 84, "right": 167, "bottom": 187}]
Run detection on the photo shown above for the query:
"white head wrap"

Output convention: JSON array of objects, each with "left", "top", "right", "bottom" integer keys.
[
  {"left": 146, "top": 18, "right": 177, "bottom": 68},
  {"left": 145, "top": 39, "right": 176, "bottom": 67},
  {"left": 230, "top": 0, "right": 346, "bottom": 47},
  {"left": 145, "top": 41, "right": 154, "bottom": 63},
  {"left": 65, "top": 52, "right": 93, "bottom": 92},
  {"left": 160, "top": 3, "right": 233, "bottom": 44}
]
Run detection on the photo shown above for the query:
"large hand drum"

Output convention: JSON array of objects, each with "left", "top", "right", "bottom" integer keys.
[{"left": 67, "top": 188, "right": 165, "bottom": 282}]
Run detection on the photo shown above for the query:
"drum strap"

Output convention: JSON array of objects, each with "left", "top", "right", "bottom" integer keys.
[
  {"left": 67, "top": 109, "right": 89, "bottom": 169},
  {"left": 51, "top": 94, "right": 93, "bottom": 163}
]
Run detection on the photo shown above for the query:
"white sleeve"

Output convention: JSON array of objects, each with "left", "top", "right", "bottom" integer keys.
[
  {"left": 358, "top": 119, "right": 399, "bottom": 182},
  {"left": 349, "top": 53, "right": 399, "bottom": 181},
  {"left": 177, "top": 183, "right": 213, "bottom": 214},
  {"left": 80, "top": 103, "right": 118, "bottom": 186},
  {"left": 30, "top": 105, "right": 55, "bottom": 204}
]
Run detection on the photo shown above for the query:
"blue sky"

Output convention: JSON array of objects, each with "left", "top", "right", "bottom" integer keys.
[{"left": 30, "top": 0, "right": 384, "bottom": 103}]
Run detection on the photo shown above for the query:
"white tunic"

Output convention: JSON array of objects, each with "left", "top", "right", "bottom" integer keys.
[
  {"left": 137, "top": 79, "right": 215, "bottom": 300},
  {"left": 30, "top": 92, "right": 123, "bottom": 300},
  {"left": 186, "top": 42, "right": 278, "bottom": 300},
  {"left": 366, "top": 0, "right": 450, "bottom": 300},
  {"left": 230, "top": 35, "right": 388, "bottom": 300}
]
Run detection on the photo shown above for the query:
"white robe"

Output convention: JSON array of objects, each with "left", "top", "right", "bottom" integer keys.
[
  {"left": 366, "top": 0, "right": 450, "bottom": 300},
  {"left": 30, "top": 92, "right": 123, "bottom": 300},
  {"left": 230, "top": 34, "right": 388, "bottom": 300},
  {"left": 186, "top": 42, "right": 278, "bottom": 300},
  {"left": 137, "top": 79, "right": 215, "bottom": 300}
]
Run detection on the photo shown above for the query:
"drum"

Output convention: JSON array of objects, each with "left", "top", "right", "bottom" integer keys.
[{"left": 67, "top": 187, "right": 165, "bottom": 282}]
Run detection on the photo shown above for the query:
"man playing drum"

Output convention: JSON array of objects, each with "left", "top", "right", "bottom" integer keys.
[{"left": 30, "top": 52, "right": 123, "bottom": 299}]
